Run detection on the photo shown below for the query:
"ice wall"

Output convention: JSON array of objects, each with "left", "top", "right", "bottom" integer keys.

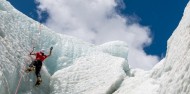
[
  {"left": 96, "top": 41, "right": 128, "bottom": 60},
  {"left": 112, "top": 1, "right": 190, "bottom": 94},
  {"left": 49, "top": 41, "right": 130, "bottom": 94},
  {"left": 113, "top": 59, "right": 165, "bottom": 94},
  {"left": 150, "top": 1, "right": 190, "bottom": 94},
  {"left": 0, "top": 0, "right": 94, "bottom": 93},
  {"left": 50, "top": 51, "right": 129, "bottom": 94},
  {"left": 0, "top": 0, "right": 51, "bottom": 93}
]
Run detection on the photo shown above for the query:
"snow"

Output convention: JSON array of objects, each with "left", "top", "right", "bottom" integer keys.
[
  {"left": 0, "top": 0, "right": 190, "bottom": 94},
  {"left": 149, "top": 1, "right": 190, "bottom": 93},
  {"left": 114, "top": 59, "right": 166, "bottom": 94},
  {"left": 49, "top": 41, "right": 129, "bottom": 94},
  {"left": 50, "top": 52, "right": 129, "bottom": 94},
  {"left": 114, "top": 77, "right": 160, "bottom": 94},
  {"left": 96, "top": 41, "right": 128, "bottom": 59}
]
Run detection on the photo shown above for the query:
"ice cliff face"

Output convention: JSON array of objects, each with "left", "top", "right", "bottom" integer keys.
[
  {"left": 114, "top": 1, "right": 190, "bottom": 94},
  {"left": 150, "top": 1, "right": 190, "bottom": 94},
  {"left": 0, "top": 0, "right": 190, "bottom": 94}
]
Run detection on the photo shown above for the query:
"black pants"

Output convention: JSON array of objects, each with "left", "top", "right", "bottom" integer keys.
[{"left": 29, "top": 60, "right": 42, "bottom": 78}]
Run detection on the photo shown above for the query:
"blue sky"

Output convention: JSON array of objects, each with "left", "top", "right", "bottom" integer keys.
[
  {"left": 120, "top": 0, "right": 189, "bottom": 57},
  {"left": 7, "top": 0, "right": 189, "bottom": 69}
]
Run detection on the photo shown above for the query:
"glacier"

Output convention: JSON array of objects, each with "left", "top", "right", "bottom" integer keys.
[
  {"left": 113, "top": 1, "right": 190, "bottom": 94},
  {"left": 0, "top": 0, "right": 190, "bottom": 94}
]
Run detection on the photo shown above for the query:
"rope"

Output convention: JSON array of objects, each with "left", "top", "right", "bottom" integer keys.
[
  {"left": 0, "top": 64, "right": 11, "bottom": 94},
  {"left": 14, "top": 23, "right": 42, "bottom": 94},
  {"left": 14, "top": 61, "right": 28, "bottom": 94},
  {"left": 14, "top": 71, "right": 23, "bottom": 94},
  {"left": 14, "top": 49, "right": 34, "bottom": 94}
]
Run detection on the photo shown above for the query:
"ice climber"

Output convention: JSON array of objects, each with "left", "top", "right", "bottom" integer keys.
[{"left": 25, "top": 47, "right": 53, "bottom": 86}]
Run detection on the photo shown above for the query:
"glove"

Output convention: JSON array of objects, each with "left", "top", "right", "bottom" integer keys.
[{"left": 50, "top": 47, "right": 53, "bottom": 50}]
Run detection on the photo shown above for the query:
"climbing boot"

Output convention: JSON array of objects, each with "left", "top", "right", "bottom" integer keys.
[
  {"left": 25, "top": 66, "right": 35, "bottom": 73},
  {"left": 35, "top": 77, "right": 42, "bottom": 86}
]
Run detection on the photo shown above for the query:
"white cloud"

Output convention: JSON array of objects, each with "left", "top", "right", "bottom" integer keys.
[{"left": 36, "top": 0, "right": 159, "bottom": 70}]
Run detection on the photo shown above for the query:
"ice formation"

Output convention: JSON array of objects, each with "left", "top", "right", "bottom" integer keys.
[
  {"left": 114, "top": 1, "right": 190, "bottom": 94},
  {"left": 50, "top": 51, "right": 129, "bottom": 94},
  {"left": 0, "top": 0, "right": 190, "bottom": 94}
]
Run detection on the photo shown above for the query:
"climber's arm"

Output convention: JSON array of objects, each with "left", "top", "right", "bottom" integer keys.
[{"left": 47, "top": 47, "right": 53, "bottom": 57}]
